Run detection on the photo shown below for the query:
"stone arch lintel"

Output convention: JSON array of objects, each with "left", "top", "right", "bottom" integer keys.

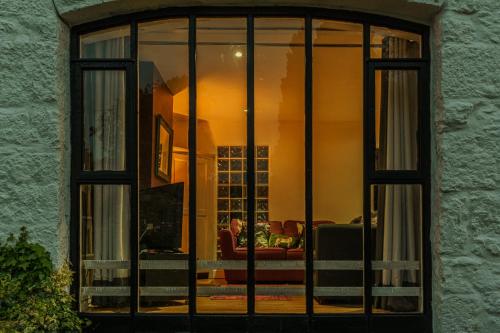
[{"left": 55, "top": 0, "right": 444, "bottom": 27}]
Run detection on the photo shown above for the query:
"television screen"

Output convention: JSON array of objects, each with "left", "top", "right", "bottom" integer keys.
[{"left": 139, "top": 183, "right": 184, "bottom": 252}]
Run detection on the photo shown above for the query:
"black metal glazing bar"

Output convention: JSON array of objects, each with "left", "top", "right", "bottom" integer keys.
[
  {"left": 71, "top": 61, "right": 132, "bottom": 69},
  {"left": 362, "top": 23, "right": 373, "bottom": 325},
  {"left": 304, "top": 15, "right": 313, "bottom": 320},
  {"left": 77, "top": 172, "right": 134, "bottom": 183},
  {"left": 246, "top": 14, "right": 256, "bottom": 321},
  {"left": 130, "top": 20, "right": 139, "bottom": 317},
  {"left": 188, "top": 15, "right": 197, "bottom": 319},
  {"left": 70, "top": 53, "right": 81, "bottom": 309},
  {"left": 421, "top": 55, "right": 432, "bottom": 323}
]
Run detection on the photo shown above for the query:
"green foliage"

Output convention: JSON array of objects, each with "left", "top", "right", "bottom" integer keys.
[
  {"left": 0, "top": 227, "right": 52, "bottom": 297},
  {"left": 0, "top": 227, "right": 87, "bottom": 332}
]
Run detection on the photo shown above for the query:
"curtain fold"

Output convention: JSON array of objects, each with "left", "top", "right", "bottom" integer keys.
[{"left": 375, "top": 37, "right": 421, "bottom": 312}]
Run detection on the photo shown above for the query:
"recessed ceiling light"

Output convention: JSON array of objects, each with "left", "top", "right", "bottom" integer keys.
[{"left": 235, "top": 51, "right": 243, "bottom": 58}]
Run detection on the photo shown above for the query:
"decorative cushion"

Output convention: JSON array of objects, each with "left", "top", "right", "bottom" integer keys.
[
  {"left": 296, "top": 223, "right": 304, "bottom": 238},
  {"left": 235, "top": 221, "right": 271, "bottom": 247},
  {"left": 255, "top": 222, "right": 270, "bottom": 247},
  {"left": 269, "top": 233, "right": 298, "bottom": 249},
  {"left": 297, "top": 235, "right": 305, "bottom": 249},
  {"left": 236, "top": 223, "right": 247, "bottom": 247}
]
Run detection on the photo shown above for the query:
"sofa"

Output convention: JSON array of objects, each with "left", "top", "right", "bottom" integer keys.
[{"left": 219, "top": 220, "right": 335, "bottom": 284}]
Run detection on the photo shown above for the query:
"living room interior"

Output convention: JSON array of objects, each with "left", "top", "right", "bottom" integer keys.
[{"left": 79, "top": 17, "right": 423, "bottom": 315}]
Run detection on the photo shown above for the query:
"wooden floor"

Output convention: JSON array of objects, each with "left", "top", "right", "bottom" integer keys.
[
  {"left": 140, "top": 296, "right": 364, "bottom": 314},
  {"left": 88, "top": 279, "right": 389, "bottom": 314}
]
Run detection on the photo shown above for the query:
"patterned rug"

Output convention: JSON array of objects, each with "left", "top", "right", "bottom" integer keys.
[{"left": 209, "top": 295, "right": 290, "bottom": 301}]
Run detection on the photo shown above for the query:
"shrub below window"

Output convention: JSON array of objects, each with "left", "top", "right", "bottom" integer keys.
[{"left": 0, "top": 227, "right": 87, "bottom": 332}]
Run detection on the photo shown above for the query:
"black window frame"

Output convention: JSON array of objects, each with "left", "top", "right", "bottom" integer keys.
[{"left": 70, "top": 6, "right": 431, "bottom": 333}]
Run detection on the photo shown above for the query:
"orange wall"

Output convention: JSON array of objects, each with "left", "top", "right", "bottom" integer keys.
[{"left": 169, "top": 46, "right": 364, "bottom": 224}]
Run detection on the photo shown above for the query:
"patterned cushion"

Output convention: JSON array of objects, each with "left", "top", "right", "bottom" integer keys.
[
  {"left": 236, "top": 221, "right": 271, "bottom": 247},
  {"left": 269, "top": 233, "right": 298, "bottom": 249},
  {"left": 255, "top": 222, "right": 270, "bottom": 247}
]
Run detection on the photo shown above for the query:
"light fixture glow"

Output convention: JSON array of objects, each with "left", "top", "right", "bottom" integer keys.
[{"left": 234, "top": 51, "right": 243, "bottom": 58}]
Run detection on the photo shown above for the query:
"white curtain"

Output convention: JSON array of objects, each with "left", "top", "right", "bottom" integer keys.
[
  {"left": 82, "top": 37, "right": 130, "bottom": 282},
  {"left": 376, "top": 37, "right": 421, "bottom": 310}
]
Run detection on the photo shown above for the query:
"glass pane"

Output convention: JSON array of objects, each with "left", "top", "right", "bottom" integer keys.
[
  {"left": 255, "top": 18, "right": 305, "bottom": 314},
  {"left": 137, "top": 19, "right": 189, "bottom": 313},
  {"left": 312, "top": 19, "right": 364, "bottom": 314},
  {"left": 197, "top": 17, "right": 247, "bottom": 314},
  {"left": 375, "top": 70, "right": 419, "bottom": 171},
  {"left": 370, "top": 26, "right": 421, "bottom": 59},
  {"left": 80, "top": 185, "right": 130, "bottom": 313},
  {"left": 83, "top": 70, "right": 126, "bottom": 171},
  {"left": 371, "top": 184, "right": 423, "bottom": 313},
  {"left": 80, "top": 25, "right": 130, "bottom": 58}
]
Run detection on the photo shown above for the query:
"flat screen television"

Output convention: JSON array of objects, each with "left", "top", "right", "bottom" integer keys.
[{"left": 139, "top": 182, "right": 184, "bottom": 252}]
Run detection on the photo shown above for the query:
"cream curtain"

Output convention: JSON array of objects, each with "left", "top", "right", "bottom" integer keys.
[
  {"left": 375, "top": 37, "right": 421, "bottom": 311},
  {"left": 82, "top": 38, "right": 130, "bottom": 283}
]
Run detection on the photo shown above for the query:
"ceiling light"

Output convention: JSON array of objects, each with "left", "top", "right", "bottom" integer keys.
[{"left": 235, "top": 51, "right": 243, "bottom": 58}]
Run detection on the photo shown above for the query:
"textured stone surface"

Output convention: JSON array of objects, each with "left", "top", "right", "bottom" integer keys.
[
  {"left": 1, "top": 0, "right": 500, "bottom": 332},
  {"left": 0, "top": 0, "right": 70, "bottom": 265},
  {"left": 432, "top": 1, "right": 500, "bottom": 332}
]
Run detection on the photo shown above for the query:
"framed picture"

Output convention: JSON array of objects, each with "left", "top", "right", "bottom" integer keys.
[{"left": 155, "top": 115, "right": 173, "bottom": 183}]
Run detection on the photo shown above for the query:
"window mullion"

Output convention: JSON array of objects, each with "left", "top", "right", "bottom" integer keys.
[
  {"left": 363, "top": 22, "right": 374, "bottom": 321},
  {"left": 246, "top": 14, "right": 256, "bottom": 319}
]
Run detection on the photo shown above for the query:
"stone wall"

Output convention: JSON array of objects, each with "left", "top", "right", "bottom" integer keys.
[
  {"left": 0, "top": 0, "right": 499, "bottom": 332},
  {"left": 432, "top": 1, "right": 500, "bottom": 331},
  {"left": 0, "top": 0, "right": 70, "bottom": 265}
]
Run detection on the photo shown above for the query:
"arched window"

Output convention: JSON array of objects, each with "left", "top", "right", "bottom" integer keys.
[{"left": 71, "top": 7, "right": 430, "bottom": 332}]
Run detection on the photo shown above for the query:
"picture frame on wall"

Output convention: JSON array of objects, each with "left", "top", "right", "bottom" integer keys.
[{"left": 155, "top": 115, "right": 173, "bottom": 183}]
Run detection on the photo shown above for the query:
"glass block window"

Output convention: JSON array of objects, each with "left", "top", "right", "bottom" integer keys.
[{"left": 216, "top": 145, "right": 269, "bottom": 231}]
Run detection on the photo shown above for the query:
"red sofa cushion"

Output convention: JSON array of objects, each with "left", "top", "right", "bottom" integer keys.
[{"left": 235, "top": 247, "right": 286, "bottom": 260}]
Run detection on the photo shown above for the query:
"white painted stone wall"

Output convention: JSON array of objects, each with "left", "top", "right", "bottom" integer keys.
[{"left": 1, "top": 0, "right": 499, "bottom": 332}]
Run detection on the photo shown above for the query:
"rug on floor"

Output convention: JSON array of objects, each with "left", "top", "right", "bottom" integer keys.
[{"left": 209, "top": 295, "right": 290, "bottom": 301}]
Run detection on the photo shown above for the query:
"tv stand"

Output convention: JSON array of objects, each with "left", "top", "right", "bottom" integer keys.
[{"left": 140, "top": 251, "right": 188, "bottom": 307}]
